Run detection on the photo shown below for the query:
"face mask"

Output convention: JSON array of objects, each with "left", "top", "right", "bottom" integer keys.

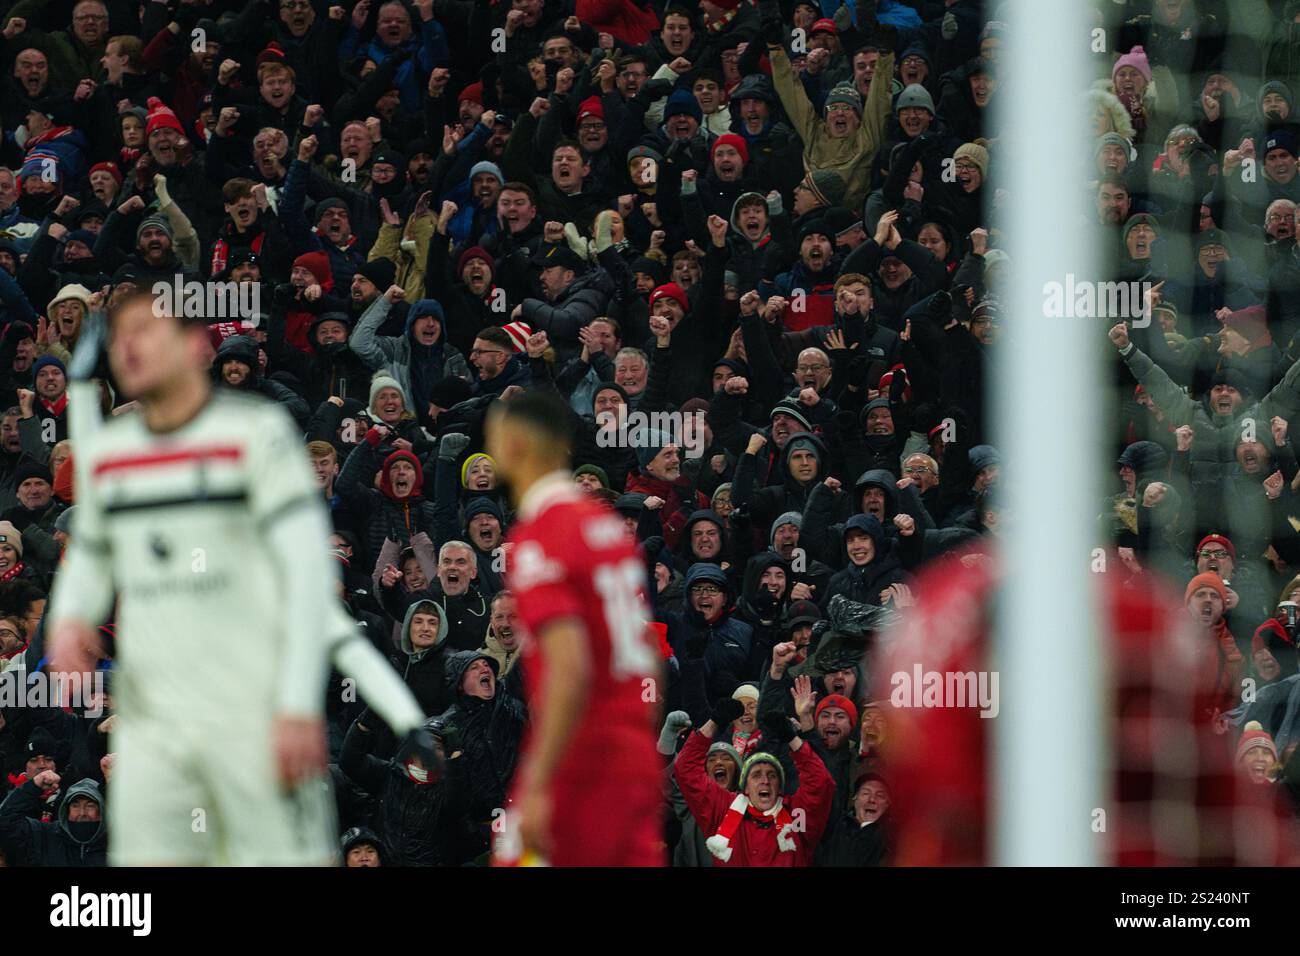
[
  {"left": 405, "top": 761, "right": 431, "bottom": 784},
  {"left": 67, "top": 819, "right": 100, "bottom": 842}
]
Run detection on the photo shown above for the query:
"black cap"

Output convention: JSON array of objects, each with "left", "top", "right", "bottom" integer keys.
[{"left": 531, "top": 243, "right": 585, "bottom": 272}]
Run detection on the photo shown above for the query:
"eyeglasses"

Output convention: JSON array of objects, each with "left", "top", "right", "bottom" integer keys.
[
  {"left": 1198, "top": 549, "right": 1230, "bottom": 560},
  {"left": 690, "top": 583, "right": 722, "bottom": 594},
  {"left": 281, "top": 0, "right": 312, "bottom": 7},
  {"left": 74, "top": 13, "right": 108, "bottom": 21},
  {"left": 903, "top": 465, "right": 934, "bottom": 475},
  {"left": 954, "top": 160, "right": 979, "bottom": 172},
  {"left": 577, "top": 121, "right": 606, "bottom": 131},
  {"left": 0, "top": 628, "right": 20, "bottom": 643},
  {"left": 470, "top": 348, "right": 508, "bottom": 357},
  {"left": 796, "top": 363, "right": 828, "bottom": 373}
]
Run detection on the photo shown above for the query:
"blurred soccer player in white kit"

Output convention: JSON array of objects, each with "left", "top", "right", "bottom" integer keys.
[{"left": 47, "top": 290, "right": 436, "bottom": 865}]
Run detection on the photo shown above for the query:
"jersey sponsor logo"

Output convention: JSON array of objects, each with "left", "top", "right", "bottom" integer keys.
[
  {"left": 509, "top": 540, "right": 565, "bottom": 591},
  {"left": 580, "top": 515, "right": 629, "bottom": 551}
]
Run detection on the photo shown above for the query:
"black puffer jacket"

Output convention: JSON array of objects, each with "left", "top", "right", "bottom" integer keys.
[
  {"left": 518, "top": 267, "right": 617, "bottom": 360},
  {"left": 0, "top": 776, "right": 107, "bottom": 866},
  {"left": 338, "top": 716, "right": 467, "bottom": 867},
  {"left": 435, "top": 650, "right": 526, "bottom": 825}
]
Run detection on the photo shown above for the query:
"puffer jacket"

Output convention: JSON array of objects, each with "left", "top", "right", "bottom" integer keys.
[
  {"left": 434, "top": 650, "right": 526, "bottom": 825},
  {"left": 338, "top": 715, "right": 467, "bottom": 867},
  {"left": 0, "top": 776, "right": 107, "bottom": 866},
  {"left": 517, "top": 267, "right": 617, "bottom": 359}
]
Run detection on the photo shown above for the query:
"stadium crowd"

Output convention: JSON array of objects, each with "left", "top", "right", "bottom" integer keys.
[{"left": 0, "top": 0, "right": 1294, "bottom": 868}]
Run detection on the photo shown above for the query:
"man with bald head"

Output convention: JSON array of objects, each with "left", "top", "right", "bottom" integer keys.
[{"left": 3, "top": 0, "right": 110, "bottom": 88}]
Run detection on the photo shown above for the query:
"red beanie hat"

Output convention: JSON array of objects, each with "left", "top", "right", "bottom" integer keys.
[
  {"left": 255, "top": 42, "right": 287, "bottom": 67},
  {"left": 1184, "top": 571, "right": 1227, "bottom": 606},
  {"left": 810, "top": 17, "right": 839, "bottom": 35},
  {"left": 815, "top": 693, "right": 859, "bottom": 728},
  {"left": 712, "top": 132, "right": 750, "bottom": 165},
  {"left": 89, "top": 161, "right": 123, "bottom": 186},
  {"left": 293, "top": 251, "right": 332, "bottom": 286},
  {"left": 144, "top": 97, "right": 185, "bottom": 139},
  {"left": 1235, "top": 721, "right": 1278, "bottom": 763},
  {"left": 459, "top": 81, "right": 483, "bottom": 105},
  {"left": 457, "top": 245, "right": 496, "bottom": 276},
  {"left": 577, "top": 96, "right": 604, "bottom": 123},
  {"left": 649, "top": 282, "right": 688, "bottom": 311},
  {"left": 1196, "top": 533, "right": 1235, "bottom": 562}
]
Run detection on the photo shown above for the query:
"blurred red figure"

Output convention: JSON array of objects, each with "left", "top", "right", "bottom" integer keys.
[{"left": 876, "top": 550, "right": 1295, "bottom": 866}]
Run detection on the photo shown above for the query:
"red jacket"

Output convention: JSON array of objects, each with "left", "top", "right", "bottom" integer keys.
[
  {"left": 623, "top": 471, "right": 707, "bottom": 550},
  {"left": 674, "top": 730, "right": 833, "bottom": 867},
  {"left": 575, "top": 0, "right": 660, "bottom": 45}
]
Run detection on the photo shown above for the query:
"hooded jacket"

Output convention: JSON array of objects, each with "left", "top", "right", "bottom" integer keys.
[
  {"left": 264, "top": 308, "right": 373, "bottom": 407},
  {"left": 336, "top": 439, "right": 440, "bottom": 562},
  {"left": 1121, "top": 343, "right": 1300, "bottom": 546},
  {"left": 823, "top": 515, "right": 911, "bottom": 610},
  {"left": 665, "top": 563, "right": 755, "bottom": 701},
  {"left": 349, "top": 296, "right": 472, "bottom": 412},
  {"left": 338, "top": 712, "right": 467, "bottom": 867},
  {"left": 731, "top": 432, "right": 829, "bottom": 539},
  {"left": 435, "top": 650, "right": 526, "bottom": 824},
  {"left": 211, "top": 334, "right": 310, "bottom": 426},
  {"left": 0, "top": 775, "right": 107, "bottom": 866},
  {"left": 389, "top": 598, "right": 451, "bottom": 718}
]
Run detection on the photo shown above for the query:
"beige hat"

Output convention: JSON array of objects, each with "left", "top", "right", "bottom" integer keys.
[
  {"left": 731, "top": 683, "right": 760, "bottom": 703},
  {"left": 47, "top": 283, "right": 93, "bottom": 316},
  {"left": 0, "top": 521, "right": 25, "bottom": 558}
]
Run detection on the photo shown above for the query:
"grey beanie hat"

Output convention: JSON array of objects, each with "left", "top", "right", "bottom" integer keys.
[
  {"left": 707, "top": 740, "right": 742, "bottom": 769},
  {"left": 1094, "top": 131, "right": 1131, "bottom": 158},
  {"left": 136, "top": 214, "right": 173, "bottom": 243},
  {"left": 770, "top": 510, "right": 803, "bottom": 546},
  {"left": 825, "top": 83, "right": 863, "bottom": 117},
  {"left": 895, "top": 83, "right": 935, "bottom": 116}
]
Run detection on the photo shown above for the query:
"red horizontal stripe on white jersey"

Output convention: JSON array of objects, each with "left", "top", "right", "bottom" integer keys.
[{"left": 93, "top": 445, "right": 244, "bottom": 478}]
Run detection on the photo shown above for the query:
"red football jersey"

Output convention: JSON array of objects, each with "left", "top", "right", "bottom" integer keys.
[{"left": 507, "top": 474, "right": 662, "bottom": 763}]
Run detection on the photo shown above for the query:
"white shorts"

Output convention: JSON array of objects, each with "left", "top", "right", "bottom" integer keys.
[{"left": 108, "top": 715, "right": 338, "bottom": 867}]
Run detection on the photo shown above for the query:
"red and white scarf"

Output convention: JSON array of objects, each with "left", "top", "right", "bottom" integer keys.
[
  {"left": 0, "top": 562, "right": 26, "bottom": 584},
  {"left": 706, "top": 794, "right": 796, "bottom": 862}
]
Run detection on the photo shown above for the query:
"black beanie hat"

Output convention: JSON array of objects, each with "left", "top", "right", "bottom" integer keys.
[
  {"left": 429, "top": 377, "right": 473, "bottom": 409},
  {"left": 355, "top": 257, "right": 397, "bottom": 290},
  {"left": 14, "top": 459, "right": 53, "bottom": 487}
]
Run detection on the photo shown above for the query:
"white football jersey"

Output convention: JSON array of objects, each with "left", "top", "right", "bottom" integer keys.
[{"left": 51, "top": 390, "right": 336, "bottom": 727}]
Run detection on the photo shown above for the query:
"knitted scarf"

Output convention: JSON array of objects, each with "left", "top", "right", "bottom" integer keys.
[{"left": 705, "top": 793, "right": 796, "bottom": 862}]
